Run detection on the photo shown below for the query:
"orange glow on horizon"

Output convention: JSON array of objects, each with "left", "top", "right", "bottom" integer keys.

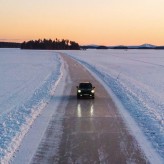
[{"left": 1, "top": 0, "right": 164, "bottom": 46}]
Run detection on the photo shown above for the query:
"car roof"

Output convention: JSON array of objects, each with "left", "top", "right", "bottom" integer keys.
[
  {"left": 79, "top": 82, "right": 92, "bottom": 86},
  {"left": 79, "top": 82, "right": 92, "bottom": 87},
  {"left": 79, "top": 82, "right": 91, "bottom": 84}
]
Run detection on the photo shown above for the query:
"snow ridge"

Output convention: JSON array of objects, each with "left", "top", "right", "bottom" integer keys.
[{"left": 0, "top": 54, "right": 62, "bottom": 163}]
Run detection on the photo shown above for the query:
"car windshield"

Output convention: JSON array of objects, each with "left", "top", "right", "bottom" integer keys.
[{"left": 79, "top": 83, "right": 92, "bottom": 89}]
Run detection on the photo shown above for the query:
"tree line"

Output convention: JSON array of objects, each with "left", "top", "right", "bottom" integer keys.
[
  {"left": 0, "top": 42, "right": 21, "bottom": 48},
  {"left": 21, "top": 38, "right": 80, "bottom": 50}
]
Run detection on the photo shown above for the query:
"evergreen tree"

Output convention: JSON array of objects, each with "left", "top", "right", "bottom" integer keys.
[{"left": 21, "top": 38, "right": 80, "bottom": 50}]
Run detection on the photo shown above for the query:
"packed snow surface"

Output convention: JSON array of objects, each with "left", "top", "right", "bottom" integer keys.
[
  {"left": 1, "top": 49, "right": 164, "bottom": 163},
  {"left": 0, "top": 49, "right": 62, "bottom": 163},
  {"left": 64, "top": 49, "right": 164, "bottom": 160}
]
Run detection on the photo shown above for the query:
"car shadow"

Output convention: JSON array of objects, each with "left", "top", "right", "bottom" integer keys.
[{"left": 51, "top": 95, "right": 76, "bottom": 101}]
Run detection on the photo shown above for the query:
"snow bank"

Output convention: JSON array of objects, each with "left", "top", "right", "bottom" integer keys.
[{"left": 0, "top": 49, "right": 62, "bottom": 163}]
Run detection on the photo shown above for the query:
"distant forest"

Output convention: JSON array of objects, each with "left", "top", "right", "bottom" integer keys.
[
  {"left": 1, "top": 40, "right": 164, "bottom": 50},
  {"left": 0, "top": 42, "right": 21, "bottom": 48},
  {"left": 21, "top": 39, "right": 80, "bottom": 50}
]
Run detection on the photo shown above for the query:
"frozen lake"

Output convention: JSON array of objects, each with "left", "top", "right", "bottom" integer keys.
[
  {"left": 0, "top": 49, "right": 62, "bottom": 163},
  {"left": 0, "top": 48, "right": 164, "bottom": 163}
]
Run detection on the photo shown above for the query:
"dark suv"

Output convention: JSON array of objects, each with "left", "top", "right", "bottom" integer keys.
[{"left": 77, "top": 82, "right": 95, "bottom": 99}]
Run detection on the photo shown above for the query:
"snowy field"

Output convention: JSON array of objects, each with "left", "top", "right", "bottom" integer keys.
[
  {"left": 64, "top": 49, "right": 164, "bottom": 161},
  {"left": 0, "top": 49, "right": 164, "bottom": 163},
  {"left": 0, "top": 49, "right": 62, "bottom": 163}
]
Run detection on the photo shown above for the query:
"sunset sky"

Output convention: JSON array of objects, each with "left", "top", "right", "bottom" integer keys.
[{"left": 1, "top": 0, "right": 164, "bottom": 45}]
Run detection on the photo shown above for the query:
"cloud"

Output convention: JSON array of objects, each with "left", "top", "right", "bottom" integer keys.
[{"left": 0, "top": 38, "right": 22, "bottom": 42}]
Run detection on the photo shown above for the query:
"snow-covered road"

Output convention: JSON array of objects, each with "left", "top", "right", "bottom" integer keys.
[
  {"left": 29, "top": 53, "right": 149, "bottom": 164},
  {"left": 64, "top": 49, "right": 164, "bottom": 161}
]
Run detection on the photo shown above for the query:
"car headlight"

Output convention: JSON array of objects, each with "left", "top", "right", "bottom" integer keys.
[
  {"left": 78, "top": 90, "right": 81, "bottom": 93},
  {"left": 91, "top": 90, "right": 94, "bottom": 93}
]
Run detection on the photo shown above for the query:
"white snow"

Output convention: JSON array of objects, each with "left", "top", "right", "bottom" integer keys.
[
  {"left": 1, "top": 48, "right": 164, "bottom": 163},
  {"left": 63, "top": 49, "right": 164, "bottom": 163},
  {"left": 0, "top": 49, "right": 63, "bottom": 163},
  {"left": 12, "top": 55, "right": 69, "bottom": 164}
]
